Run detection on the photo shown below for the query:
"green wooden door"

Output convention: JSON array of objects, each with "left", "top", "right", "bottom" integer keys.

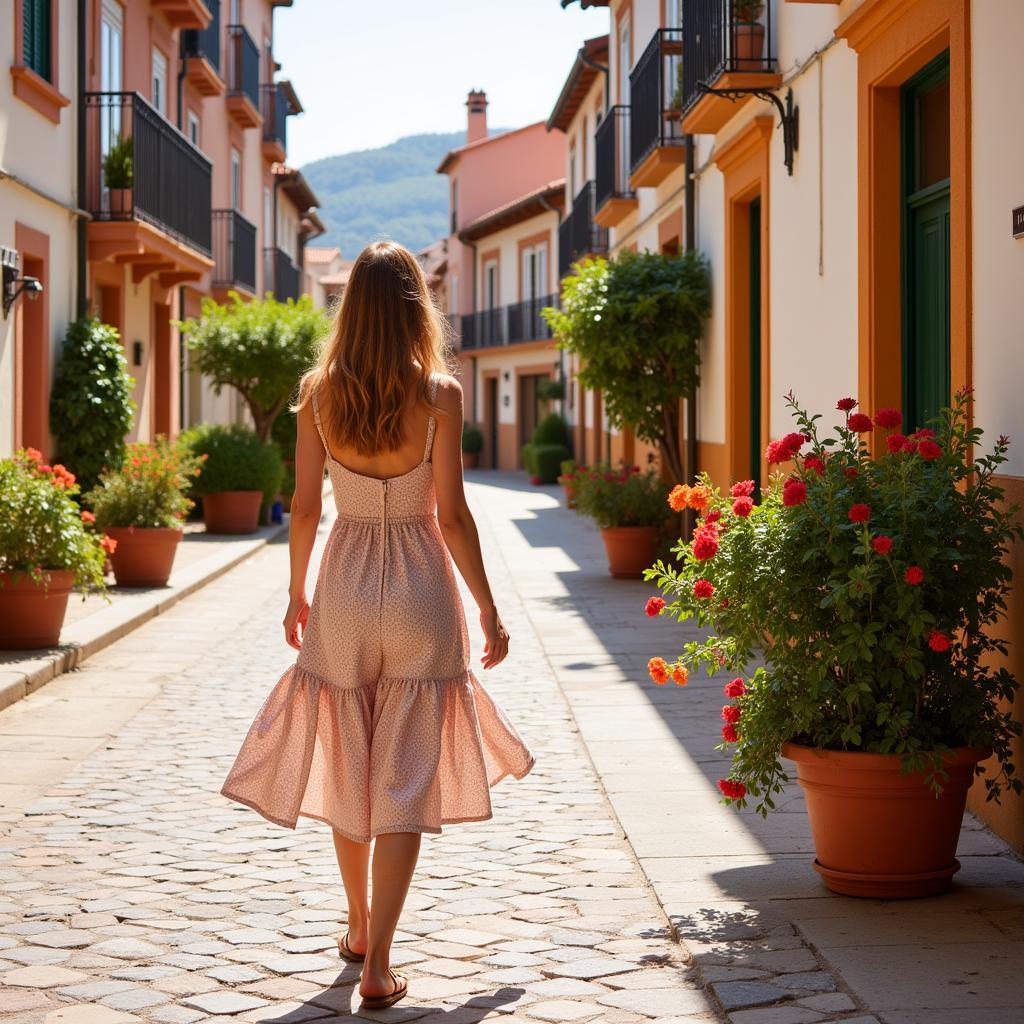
[{"left": 902, "top": 53, "right": 951, "bottom": 431}]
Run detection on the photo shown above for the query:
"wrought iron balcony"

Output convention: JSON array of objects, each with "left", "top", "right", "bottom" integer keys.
[
  {"left": 261, "top": 83, "right": 288, "bottom": 161},
  {"left": 84, "top": 91, "right": 212, "bottom": 257},
  {"left": 183, "top": 0, "right": 221, "bottom": 74},
  {"left": 507, "top": 295, "right": 557, "bottom": 344},
  {"left": 460, "top": 296, "right": 557, "bottom": 350},
  {"left": 265, "top": 246, "right": 301, "bottom": 302},
  {"left": 226, "top": 24, "right": 261, "bottom": 127},
  {"left": 629, "top": 28, "right": 684, "bottom": 186},
  {"left": 595, "top": 105, "right": 637, "bottom": 227},
  {"left": 212, "top": 209, "right": 257, "bottom": 293},
  {"left": 681, "top": 0, "right": 780, "bottom": 135},
  {"left": 558, "top": 180, "right": 608, "bottom": 281}
]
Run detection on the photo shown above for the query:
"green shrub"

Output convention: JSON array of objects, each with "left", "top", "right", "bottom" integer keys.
[
  {"left": 531, "top": 413, "right": 570, "bottom": 447},
  {"left": 178, "top": 424, "right": 283, "bottom": 505},
  {"left": 537, "top": 378, "right": 565, "bottom": 403},
  {"left": 522, "top": 443, "right": 538, "bottom": 476},
  {"left": 574, "top": 465, "right": 670, "bottom": 529},
  {"left": 103, "top": 135, "right": 133, "bottom": 189},
  {"left": 50, "top": 316, "right": 136, "bottom": 495},
  {"left": 462, "top": 422, "right": 484, "bottom": 454},
  {"left": 534, "top": 444, "right": 572, "bottom": 484}
]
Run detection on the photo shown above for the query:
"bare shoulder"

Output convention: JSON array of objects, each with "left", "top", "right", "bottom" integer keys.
[{"left": 432, "top": 373, "right": 463, "bottom": 414}]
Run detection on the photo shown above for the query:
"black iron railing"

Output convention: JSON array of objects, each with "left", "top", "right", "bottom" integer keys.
[
  {"left": 212, "top": 209, "right": 257, "bottom": 291},
  {"left": 261, "top": 82, "right": 287, "bottom": 150},
  {"left": 558, "top": 181, "right": 608, "bottom": 280},
  {"left": 630, "top": 28, "right": 684, "bottom": 173},
  {"left": 226, "top": 24, "right": 260, "bottom": 110},
  {"left": 183, "top": 0, "right": 220, "bottom": 73},
  {"left": 460, "top": 296, "right": 557, "bottom": 349},
  {"left": 84, "top": 92, "right": 212, "bottom": 256},
  {"left": 462, "top": 307, "right": 505, "bottom": 348},
  {"left": 595, "top": 105, "right": 634, "bottom": 210},
  {"left": 682, "top": 0, "right": 776, "bottom": 116},
  {"left": 507, "top": 295, "right": 557, "bottom": 344},
  {"left": 265, "top": 246, "right": 300, "bottom": 301}
]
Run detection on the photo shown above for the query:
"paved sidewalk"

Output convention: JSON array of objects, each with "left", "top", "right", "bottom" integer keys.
[
  {"left": 470, "top": 473, "right": 1024, "bottom": 1024},
  {"left": 0, "top": 497, "right": 719, "bottom": 1023}
]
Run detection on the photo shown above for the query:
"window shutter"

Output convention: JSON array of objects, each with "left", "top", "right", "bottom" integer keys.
[{"left": 23, "top": 0, "right": 52, "bottom": 81}]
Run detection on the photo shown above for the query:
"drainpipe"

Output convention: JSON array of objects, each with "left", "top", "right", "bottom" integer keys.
[
  {"left": 176, "top": 34, "right": 188, "bottom": 130},
  {"left": 684, "top": 132, "right": 698, "bottom": 532},
  {"left": 75, "top": 0, "right": 87, "bottom": 317}
]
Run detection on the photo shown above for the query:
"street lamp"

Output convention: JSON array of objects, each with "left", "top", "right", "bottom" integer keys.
[{"left": 2, "top": 248, "right": 44, "bottom": 319}]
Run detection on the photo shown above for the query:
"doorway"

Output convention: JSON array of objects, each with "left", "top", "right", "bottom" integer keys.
[
  {"left": 748, "top": 197, "right": 762, "bottom": 490},
  {"left": 485, "top": 375, "right": 499, "bottom": 469},
  {"left": 152, "top": 303, "right": 172, "bottom": 437},
  {"left": 518, "top": 373, "right": 547, "bottom": 451}
]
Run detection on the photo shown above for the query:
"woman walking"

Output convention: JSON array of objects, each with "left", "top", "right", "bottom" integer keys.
[{"left": 222, "top": 241, "right": 535, "bottom": 1009}]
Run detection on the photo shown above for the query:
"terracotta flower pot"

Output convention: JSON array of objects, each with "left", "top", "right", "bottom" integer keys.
[
  {"left": 600, "top": 526, "right": 659, "bottom": 579},
  {"left": 202, "top": 490, "right": 263, "bottom": 535},
  {"left": 562, "top": 481, "right": 577, "bottom": 509},
  {"left": 462, "top": 451, "right": 480, "bottom": 470},
  {"left": 104, "top": 526, "right": 183, "bottom": 587},
  {"left": 782, "top": 742, "right": 989, "bottom": 899},
  {"left": 732, "top": 22, "right": 766, "bottom": 68},
  {"left": 530, "top": 475, "right": 544, "bottom": 486},
  {"left": 0, "top": 570, "right": 75, "bottom": 649}
]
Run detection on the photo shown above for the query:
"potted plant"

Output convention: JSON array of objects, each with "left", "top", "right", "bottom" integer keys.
[
  {"left": 103, "top": 135, "right": 134, "bottom": 215},
  {"left": 522, "top": 413, "right": 572, "bottom": 485},
  {"left": 576, "top": 465, "right": 670, "bottom": 578},
  {"left": 558, "top": 458, "right": 584, "bottom": 509},
  {"left": 0, "top": 449, "right": 110, "bottom": 649},
  {"left": 84, "top": 440, "right": 204, "bottom": 587},
  {"left": 178, "top": 424, "right": 284, "bottom": 535},
  {"left": 645, "top": 390, "right": 1022, "bottom": 898},
  {"left": 732, "top": 0, "right": 766, "bottom": 67},
  {"left": 462, "top": 422, "right": 484, "bottom": 470}
]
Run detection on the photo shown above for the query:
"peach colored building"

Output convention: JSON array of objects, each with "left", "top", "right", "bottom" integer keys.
[
  {"left": 437, "top": 90, "right": 566, "bottom": 470},
  {"left": 305, "top": 245, "right": 352, "bottom": 310}
]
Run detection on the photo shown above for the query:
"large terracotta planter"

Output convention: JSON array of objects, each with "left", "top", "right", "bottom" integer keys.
[
  {"left": 782, "top": 742, "right": 988, "bottom": 899},
  {"left": 600, "top": 526, "right": 659, "bottom": 579},
  {"left": 732, "top": 22, "right": 765, "bottom": 68},
  {"left": 462, "top": 451, "right": 480, "bottom": 470},
  {"left": 104, "top": 526, "right": 183, "bottom": 587},
  {"left": 202, "top": 490, "right": 262, "bottom": 535},
  {"left": 0, "top": 570, "right": 75, "bottom": 649}
]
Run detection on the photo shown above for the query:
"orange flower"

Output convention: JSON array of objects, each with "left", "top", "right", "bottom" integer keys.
[
  {"left": 648, "top": 657, "right": 670, "bottom": 685},
  {"left": 81, "top": 510, "right": 96, "bottom": 524},
  {"left": 24, "top": 447, "right": 42, "bottom": 462},
  {"left": 687, "top": 484, "right": 711, "bottom": 512},
  {"left": 671, "top": 665, "right": 688, "bottom": 686},
  {"left": 100, "top": 535, "right": 118, "bottom": 554},
  {"left": 668, "top": 484, "right": 690, "bottom": 512}
]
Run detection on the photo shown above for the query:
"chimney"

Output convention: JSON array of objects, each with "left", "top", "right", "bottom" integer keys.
[{"left": 466, "top": 89, "right": 488, "bottom": 144}]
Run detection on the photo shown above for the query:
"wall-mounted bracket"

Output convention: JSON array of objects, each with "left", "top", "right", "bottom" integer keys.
[{"left": 698, "top": 85, "right": 799, "bottom": 175}]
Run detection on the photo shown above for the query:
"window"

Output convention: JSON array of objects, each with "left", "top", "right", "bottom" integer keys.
[
  {"left": 521, "top": 244, "right": 548, "bottom": 302},
  {"left": 263, "top": 185, "right": 272, "bottom": 245},
  {"left": 569, "top": 145, "right": 577, "bottom": 195},
  {"left": 483, "top": 260, "right": 498, "bottom": 310},
  {"left": 187, "top": 110, "right": 200, "bottom": 147},
  {"left": 230, "top": 148, "right": 241, "bottom": 209},
  {"left": 152, "top": 47, "right": 168, "bottom": 117},
  {"left": 449, "top": 274, "right": 459, "bottom": 315},
  {"left": 618, "top": 16, "right": 631, "bottom": 103},
  {"left": 581, "top": 116, "right": 588, "bottom": 180},
  {"left": 22, "top": 0, "right": 52, "bottom": 81},
  {"left": 450, "top": 180, "right": 458, "bottom": 234}
]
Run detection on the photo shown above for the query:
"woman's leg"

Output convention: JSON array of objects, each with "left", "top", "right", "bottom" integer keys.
[
  {"left": 359, "top": 831, "right": 421, "bottom": 997},
  {"left": 332, "top": 831, "right": 370, "bottom": 954}
]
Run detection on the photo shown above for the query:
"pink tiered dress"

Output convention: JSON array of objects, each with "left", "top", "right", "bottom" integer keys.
[{"left": 221, "top": 376, "right": 535, "bottom": 842}]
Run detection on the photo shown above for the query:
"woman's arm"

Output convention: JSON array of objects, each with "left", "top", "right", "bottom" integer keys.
[
  {"left": 283, "top": 393, "right": 326, "bottom": 649},
  {"left": 432, "top": 377, "right": 509, "bottom": 670}
]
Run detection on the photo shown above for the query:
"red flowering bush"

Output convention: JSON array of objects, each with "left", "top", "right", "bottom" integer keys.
[
  {"left": 644, "top": 390, "right": 1022, "bottom": 811},
  {"left": 572, "top": 464, "right": 669, "bottom": 530},
  {"left": 0, "top": 449, "right": 109, "bottom": 593}
]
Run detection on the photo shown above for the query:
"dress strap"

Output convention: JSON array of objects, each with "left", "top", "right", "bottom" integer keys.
[
  {"left": 423, "top": 374, "right": 440, "bottom": 463},
  {"left": 310, "top": 388, "right": 329, "bottom": 453}
]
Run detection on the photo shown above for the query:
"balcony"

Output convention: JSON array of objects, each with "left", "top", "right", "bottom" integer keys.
[
  {"left": 265, "top": 246, "right": 301, "bottom": 302},
  {"left": 212, "top": 209, "right": 257, "bottom": 295},
  {"left": 507, "top": 295, "right": 557, "bottom": 344},
  {"left": 682, "top": 0, "right": 781, "bottom": 135},
  {"left": 594, "top": 105, "right": 637, "bottom": 228},
  {"left": 151, "top": 0, "right": 212, "bottom": 30},
  {"left": 459, "top": 296, "right": 557, "bottom": 350},
  {"left": 182, "top": 0, "right": 224, "bottom": 96},
  {"left": 84, "top": 91, "right": 213, "bottom": 283},
  {"left": 558, "top": 181, "right": 609, "bottom": 281},
  {"left": 629, "top": 28, "right": 685, "bottom": 188},
  {"left": 225, "top": 24, "right": 261, "bottom": 129},
  {"left": 261, "top": 83, "right": 287, "bottom": 163}
]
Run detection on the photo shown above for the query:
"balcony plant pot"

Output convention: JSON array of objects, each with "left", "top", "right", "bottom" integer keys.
[
  {"left": 462, "top": 451, "right": 480, "bottom": 471},
  {"left": 103, "top": 526, "right": 183, "bottom": 588},
  {"left": 781, "top": 742, "right": 989, "bottom": 899},
  {"left": 202, "top": 490, "right": 262, "bottom": 535},
  {"left": 600, "top": 526, "right": 659, "bottom": 580},
  {"left": 107, "top": 187, "right": 131, "bottom": 216},
  {"left": 732, "top": 21, "right": 766, "bottom": 69},
  {"left": 0, "top": 570, "right": 75, "bottom": 649}
]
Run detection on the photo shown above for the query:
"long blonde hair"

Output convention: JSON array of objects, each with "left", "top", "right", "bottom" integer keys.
[{"left": 296, "top": 241, "right": 451, "bottom": 455}]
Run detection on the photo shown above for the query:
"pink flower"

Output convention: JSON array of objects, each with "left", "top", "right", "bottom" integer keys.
[
  {"left": 782, "top": 478, "right": 807, "bottom": 507},
  {"left": 724, "top": 678, "right": 746, "bottom": 698},
  {"left": 836, "top": 398, "right": 858, "bottom": 412},
  {"left": 871, "top": 535, "right": 893, "bottom": 555},
  {"left": 645, "top": 596, "right": 666, "bottom": 617},
  {"left": 904, "top": 565, "right": 924, "bottom": 585},
  {"left": 730, "top": 480, "right": 755, "bottom": 498},
  {"left": 927, "top": 630, "right": 951, "bottom": 653},
  {"left": 848, "top": 503, "right": 871, "bottom": 523},
  {"left": 693, "top": 579, "right": 715, "bottom": 600},
  {"left": 847, "top": 413, "right": 874, "bottom": 433},
  {"left": 732, "top": 496, "right": 754, "bottom": 517},
  {"left": 875, "top": 408, "right": 902, "bottom": 429}
]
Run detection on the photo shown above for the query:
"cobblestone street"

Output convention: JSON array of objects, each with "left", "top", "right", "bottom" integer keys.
[{"left": 0, "top": 481, "right": 717, "bottom": 1024}]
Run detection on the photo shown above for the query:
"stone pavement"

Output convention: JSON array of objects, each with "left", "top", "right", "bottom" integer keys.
[
  {"left": 468, "top": 473, "right": 1024, "bottom": 1024},
  {"left": 0, "top": 494, "right": 720, "bottom": 1023}
]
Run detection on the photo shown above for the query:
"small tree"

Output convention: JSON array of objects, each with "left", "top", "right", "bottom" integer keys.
[
  {"left": 50, "top": 315, "right": 136, "bottom": 495},
  {"left": 544, "top": 250, "right": 710, "bottom": 483},
  {"left": 180, "top": 293, "right": 328, "bottom": 441}
]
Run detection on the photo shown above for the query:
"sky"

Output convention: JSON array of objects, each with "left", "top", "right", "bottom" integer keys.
[{"left": 273, "top": 0, "right": 608, "bottom": 167}]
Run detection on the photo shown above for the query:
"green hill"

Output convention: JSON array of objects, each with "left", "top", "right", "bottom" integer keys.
[{"left": 302, "top": 132, "right": 465, "bottom": 257}]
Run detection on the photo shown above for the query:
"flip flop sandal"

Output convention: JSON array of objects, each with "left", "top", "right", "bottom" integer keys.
[
  {"left": 360, "top": 970, "right": 408, "bottom": 1010},
  {"left": 336, "top": 932, "right": 365, "bottom": 963}
]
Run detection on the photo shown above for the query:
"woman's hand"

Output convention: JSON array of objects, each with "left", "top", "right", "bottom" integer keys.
[
  {"left": 284, "top": 594, "right": 310, "bottom": 650},
  {"left": 479, "top": 606, "right": 509, "bottom": 670}
]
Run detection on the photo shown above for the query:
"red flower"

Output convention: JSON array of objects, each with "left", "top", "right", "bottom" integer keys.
[
  {"left": 724, "top": 678, "right": 746, "bottom": 698},
  {"left": 844, "top": 466, "right": 859, "bottom": 480},
  {"left": 804, "top": 455, "right": 825, "bottom": 477},
  {"left": 718, "top": 778, "right": 747, "bottom": 800},
  {"left": 765, "top": 432, "right": 808, "bottom": 465},
  {"left": 871, "top": 535, "right": 893, "bottom": 555},
  {"left": 887, "top": 433, "right": 907, "bottom": 454},
  {"left": 693, "top": 579, "right": 715, "bottom": 599},
  {"left": 648, "top": 657, "right": 670, "bottom": 685},
  {"left": 704, "top": 508, "right": 722, "bottom": 524},
  {"left": 782, "top": 478, "right": 807, "bottom": 507},
  {"left": 918, "top": 440, "right": 942, "bottom": 461},
  {"left": 836, "top": 398, "right": 858, "bottom": 412},
  {"left": 80, "top": 510, "right": 96, "bottom": 524},
  {"left": 911, "top": 427, "right": 936, "bottom": 439},
  {"left": 645, "top": 596, "right": 666, "bottom": 617},
  {"left": 848, "top": 503, "right": 871, "bottom": 523},
  {"left": 732, "top": 496, "right": 754, "bottom": 518},
  {"left": 730, "top": 479, "right": 755, "bottom": 498},
  {"left": 875, "top": 407, "right": 902, "bottom": 429},
  {"left": 38, "top": 464, "right": 53, "bottom": 474},
  {"left": 100, "top": 535, "right": 118, "bottom": 554},
  {"left": 721, "top": 704, "right": 742, "bottom": 725},
  {"left": 847, "top": 413, "right": 874, "bottom": 433},
  {"left": 904, "top": 565, "right": 924, "bottom": 585},
  {"left": 927, "top": 630, "right": 951, "bottom": 653},
  {"left": 24, "top": 447, "right": 43, "bottom": 462},
  {"left": 722, "top": 724, "right": 739, "bottom": 743},
  {"left": 693, "top": 526, "right": 719, "bottom": 561}
]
